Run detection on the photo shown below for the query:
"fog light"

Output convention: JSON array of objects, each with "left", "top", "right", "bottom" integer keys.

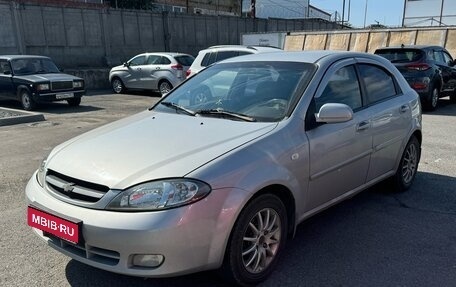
[{"left": 132, "top": 254, "right": 164, "bottom": 268}]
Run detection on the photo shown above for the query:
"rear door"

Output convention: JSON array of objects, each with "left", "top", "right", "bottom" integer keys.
[
  {"left": 356, "top": 59, "right": 412, "bottom": 182},
  {"left": 306, "top": 59, "right": 372, "bottom": 210},
  {"left": 124, "top": 55, "right": 147, "bottom": 89},
  {"left": 137, "top": 55, "right": 161, "bottom": 90},
  {"left": 0, "top": 59, "right": 14, "bottom": 99}
]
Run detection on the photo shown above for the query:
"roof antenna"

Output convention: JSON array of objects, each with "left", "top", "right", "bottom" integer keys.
[{"left": 401, "top": 43, "right": 405, "bottom": 48}]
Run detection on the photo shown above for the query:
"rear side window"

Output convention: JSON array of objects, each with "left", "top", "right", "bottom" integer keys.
[
  {"left": 158, "top": 57, "right": 172, "bottom": 65},
  {"left": 0, "top": 60, "right": 11, "bottom": 74},
  {"left": 215, "top": 51, "right": 239, "bottom": 62},
  {"left": 375, "top": 49, "right": 424, "bottom": 63},
  {"left": 201, "top": 52, "right": 216, "bottom": 67},
  {"left": 358, "top": 64, "right": 397, "bottom": 104},
  {"left": 174, "top": 55, "right": 194, "bottom": 66}
]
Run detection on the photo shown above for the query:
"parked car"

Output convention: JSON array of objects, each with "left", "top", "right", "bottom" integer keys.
[
  {"left": 186, "top": 45, "right": 281, "bottom": 78},
  {"left": 375, "top": 45, "right": 456, "bottom": 110},
  {"left": 26, "top": 51, "right": 422, "bottom": 286},
  {"left": 0, "top": 55, "right": 85, "bottom": 110},
  {"left": 109, "top": 52, "right": 194, "bottom": 95}
]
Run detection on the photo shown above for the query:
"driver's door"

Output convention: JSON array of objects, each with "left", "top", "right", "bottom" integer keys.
[{"left": 0, "top": 60, "right": 14, "bottom": 99}]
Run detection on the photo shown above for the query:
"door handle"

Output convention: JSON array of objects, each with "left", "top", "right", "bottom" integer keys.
[
  {"left": 156, "top": 67, "right": 160, "bottom": 70},
  {"left": 400, "top": 105, "right": 409, "bottom": 113},
  {"left": 356, "top": 120, "right": 370, "bottom": 131}
]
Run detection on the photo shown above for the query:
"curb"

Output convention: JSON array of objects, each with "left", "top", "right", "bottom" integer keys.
[{"left": 0, "top": 107, "right": 45, "bottom": 127}]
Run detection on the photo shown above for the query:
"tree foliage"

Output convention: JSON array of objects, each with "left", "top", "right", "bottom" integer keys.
[{"left": 110, "top": 0, "right": 155, "bottom": 10}]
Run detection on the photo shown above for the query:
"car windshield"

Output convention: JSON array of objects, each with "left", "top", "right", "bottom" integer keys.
[
  {"left": 11, "top": 58, "right": 60, "bottom": 75},
  {"left": 154, "top": 61, "right": 316, "bottom": 122},
  {"left": 375, "top": 49, "right": 424, "bottom": 63}
]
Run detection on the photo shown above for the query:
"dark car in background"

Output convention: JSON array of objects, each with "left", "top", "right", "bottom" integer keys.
[
  {"left": 375, "top": 45, "right": 456, "bottom": 110},
  {"left": 0, "top": 55, "right": 85, "bottom": 111}
]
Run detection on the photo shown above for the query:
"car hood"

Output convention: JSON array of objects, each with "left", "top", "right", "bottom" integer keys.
[
  {"left": 14, "top": 73, "right": 82, "bottom": 82},
  {"left": 46, "top": 110, "right": 277, "bottom": 189}
]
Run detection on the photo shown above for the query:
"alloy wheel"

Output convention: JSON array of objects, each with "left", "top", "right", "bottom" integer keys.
[
  {"left": 431, "top": 88, "right": 439, "bottom": 108},
  {"left": 241, "top": 208, "right": 281, "bottom": 274},
  {"left": 401, "top": 142, "right": 418, "bottom": 184},
  {"left": 112, "top": 79, "right": 123, "bottom": 93},
  {"left": 159, "top": 81, "right": 172, "bottom": 95}
]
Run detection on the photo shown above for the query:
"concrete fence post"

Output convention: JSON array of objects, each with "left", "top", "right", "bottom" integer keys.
[
  {"left": 101, "top": 9, "right": 112, "bottom": 66},
  {"left": 10, "top": 1, "right": 25, "bottom": 54},
  {"left": 162, "top": 11, "right": 170, "bottom": 52}
]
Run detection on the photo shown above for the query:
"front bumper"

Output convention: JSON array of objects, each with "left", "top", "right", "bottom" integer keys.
[
  {"left": 25, "top": 173, "right": 247, "bottom": 277},
  {"left": 32, "top": 90, "right": 85, "bottom": 103}
]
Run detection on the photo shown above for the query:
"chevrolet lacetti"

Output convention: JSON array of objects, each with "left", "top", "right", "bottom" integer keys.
[{"left": 26, "top": 51, "right": 422, "bottom": 286}]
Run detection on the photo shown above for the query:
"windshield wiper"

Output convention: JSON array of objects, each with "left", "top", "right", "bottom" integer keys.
[
  {"left": 196, "top": 108, "right": 256, "bottom": 122},
  {"left": 160, "top": 101, "right": 196, "bottom": 116}
]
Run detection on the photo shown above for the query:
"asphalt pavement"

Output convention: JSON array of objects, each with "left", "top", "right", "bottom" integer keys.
[{"left": 0, "top": 92, "right": 455, "bottom": 287}]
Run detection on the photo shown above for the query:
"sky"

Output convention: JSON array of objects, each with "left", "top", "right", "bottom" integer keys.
[{"left": 310, "top": 0, "right": 405, "bottom": 28}]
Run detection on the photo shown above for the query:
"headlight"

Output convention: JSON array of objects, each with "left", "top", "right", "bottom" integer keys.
[
  {"left": 36, "top": 83, "right": 49, "bottom": 91},
  {"left": 36, "top": 159, "right": 47, "bottom": 187},
  {"left": 73, "top": 81, "right": 84, "bottom": 88},
  {"left": 106, "top": 179, "right": 211, "bottom": 211}
]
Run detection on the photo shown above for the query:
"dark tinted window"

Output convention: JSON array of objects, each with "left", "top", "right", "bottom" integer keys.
[
  {"left": 216, "top": 51, "right": 239, "bottom": 62},
  {"left": 0, "top": 60, "right": 11, "bottom": 74},
  {"left": 159, "top": 57, "right": 172, "bottom": 65},
  {"left": 316, "top": 65, "right": 362, "bottom": 111},
  {"left": 201, "top": 52, "right": 217, "bottom": 67},
  {"left": 129, "top": 55, "right": 146, "bottom": 66},
  {"left": 442, "top": 51, "right": 454, "bottom": 66},
  {"left": 375, "top": 49, "right": 424, "bottom": 63},
  {"left": 146, "top": 55, "right": 161, "bottom": 64},
  {"left": 238, "top": 51, "right": 253, "bottom": 56},
  {"left": 174, "top": 55, "right": 194, "bottom": 66},
  {"left": 358, "top": 64, "right": 397, "bottom": 104}
]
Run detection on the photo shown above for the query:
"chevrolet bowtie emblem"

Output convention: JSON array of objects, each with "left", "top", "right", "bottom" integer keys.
[{"left": 62, "top": 182, "right": 75, "bottom": 193}]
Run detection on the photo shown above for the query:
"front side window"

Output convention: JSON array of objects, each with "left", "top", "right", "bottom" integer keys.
[
  {"left": 0, "top": 60, "right": 11, "bottom": 74},
  {"left": 358, "top": 64, "right": 397, "bottom": 104},
  {"left": 154, "top": 61, "right": 316, "bottom": 122},
  {"left": 129, "top": 55, "right": 146, "bottom": 66},
  {"left": 315, "top": 65, "right": 362, "bottom": 111}
]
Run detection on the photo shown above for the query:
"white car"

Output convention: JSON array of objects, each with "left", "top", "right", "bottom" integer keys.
[
  {"left": 109, "top": 52, "right": 194, "bottom": 95},
  {"left": 186, "top": 45, "right": 281, "bottom": 78}
]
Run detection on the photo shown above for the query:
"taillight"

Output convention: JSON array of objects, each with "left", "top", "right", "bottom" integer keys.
[
  {"left": 406, "top": 63, "right": 431, "bottom": 71},
  {"left": 411, "top": 82, "right": 428, "bottom": 90},
  {"left": 186, "top": 69, "right": 191, "bottom": 78},
  {"left": 171, "top": 64, "right": 183, "bottom": 70}
]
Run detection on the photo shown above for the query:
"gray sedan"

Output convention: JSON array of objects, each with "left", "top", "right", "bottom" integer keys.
[
  {"left": 109, "top": 52, "right": 194, "bottom": 95},
  {"left": 26, "top": 51, "right": 421, "bottom": 286}
]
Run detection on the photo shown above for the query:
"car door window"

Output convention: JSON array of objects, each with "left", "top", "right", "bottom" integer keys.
[
  {"left": 129, "top": 55, "right": 146, "bottom": 66},
  {"left": 358, "top": 64, "right": 397, "bottom": 104},
  {"left": 215, "top": 51, "right": 239, "bottom": 62},
  {"left": 433, "top": 51, "right": 445, "bottom": 64},
  {"left": 158, "top": 57, "right": 171, "bottom": 65},
  {"left": 0, "top": 60, "right": 11, "bottom": 74},
  {"left": 146, "top": 55, "right": 161, "bottom": 65},
  {"left": 201, "top": 52, "right": 216, "bottom": 67},
  {"left": 442, "top": 52, "right": 454, "bottom": 66},
  {"left": 315, "top": 65, "right": 362, "bottom": 111}
]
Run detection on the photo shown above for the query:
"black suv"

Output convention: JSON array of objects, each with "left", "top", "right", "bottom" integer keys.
[
  {"left": 375, "top": 45, "right": 456, "bottom": 110},
  {"left": 0, "top": 55, "right": 85, "bottom": 110}
]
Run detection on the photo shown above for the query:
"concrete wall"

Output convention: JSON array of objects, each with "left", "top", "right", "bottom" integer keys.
[
  {"left": 0, "top": 0, "right": 341, "bottom": 70},
  {"left": 284, "top": 27, "right": 456, "bottom": 56}
]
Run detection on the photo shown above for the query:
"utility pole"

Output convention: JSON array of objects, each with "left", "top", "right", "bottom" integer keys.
[
  {"left": 342, "top": 0, "right": 345, "bottom": 25},
  {"left": 439, "top": 0, "right": 445, "bottom": 26},
  {"left": 363, "top": 0, "right": 368, "bottom": 28}
]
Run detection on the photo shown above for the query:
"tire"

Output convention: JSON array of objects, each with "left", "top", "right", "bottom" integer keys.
[
  {"left": 20, "top": 90, "right": 36, "bottom": 111},
  {"left": 423, "top": 86, "right": 439, "bottom": 111},
  {"left": 393, "top": 136, "right": 421, "bottom": 192},
  {"left": 111, "top": 77, "right": 125, "bottom": 94},
  {"left": 450, "top": 91, "right": 456, "bottom": 103},
  {"left": 159, "top": 80, "right": 172, "bottom": 95},
  {"left": 221, "top": 194, "right": 287, "bottom": 286},
  {"left": 67, "top": 97, "right": 81, "bottom": 107}
]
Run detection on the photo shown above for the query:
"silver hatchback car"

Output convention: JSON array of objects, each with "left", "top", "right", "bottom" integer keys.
[
  {"left": 26, "top": 51, "right": 422, "bottom": 286},
  {"left": 109, "top": 52, "right": 194, "bottom": 95}
]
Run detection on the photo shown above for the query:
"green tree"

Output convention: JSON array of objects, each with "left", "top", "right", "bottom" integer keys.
[{"left": 110, "top": 0, "right": 154, "bottom": 10}]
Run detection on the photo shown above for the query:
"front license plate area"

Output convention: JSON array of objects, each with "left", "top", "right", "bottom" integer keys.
[
  {"left": 56, "top": 92, "right": 74, "bottom": 99},
  {"left": 27, "top": 205, "right": 81, "bottom": 244}
]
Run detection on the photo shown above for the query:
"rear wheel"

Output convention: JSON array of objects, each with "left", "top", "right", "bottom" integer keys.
[
  {"left": 20, "top": 90, "right": 36, "bottom": 111},
  {"left": 67, "top": 97, "right": 81, "bottom": 107},
  {"left": 159, "top": 80, "right": 172, "bottom": 95},
  {"left": 424, "top": 86, "right": 439, "bottom": 111},
  {"left": 111, "top": 78, "right": 124, "bottom": 94},
  {"left": 221, "top": 194, "right": 287, "bottom": 286},
  {"left": 393, "top": 136, "right": 420, "bottom": 192}
]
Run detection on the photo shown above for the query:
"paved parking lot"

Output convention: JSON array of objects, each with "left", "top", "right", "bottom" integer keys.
[{"left": 1, "top": 92, "right": 455, "bottom": 287}]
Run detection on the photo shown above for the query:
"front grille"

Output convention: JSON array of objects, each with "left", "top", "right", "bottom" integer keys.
[
  {"left": 45, "top": 233, "right": 120, "bottom": 266},
  {"left": 51, "top": 81, "right": 73, "bottom": 91},
  {"left": 45, "top": 169, "right": 109, "bottom": 203}
]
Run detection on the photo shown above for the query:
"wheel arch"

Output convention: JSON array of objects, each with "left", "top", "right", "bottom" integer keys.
[{"left": 16, "top": 85, "right": 31, "bottom": 101}]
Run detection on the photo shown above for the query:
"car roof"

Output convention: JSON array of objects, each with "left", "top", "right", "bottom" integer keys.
[
  {"left": 141, "top": 52, "right": 192, "bottom": 57},
  {"left": 375, "top": 45, "right": 446, "bottom": 51},
  {"left": 220, "top": 50, "right": 378, "bottom": 65},
  {"left": 0, "top": 55, "right": 51, "bottom": 60},
  {"left": 201, "top": 45, "right": 281, "bottom": 53}
]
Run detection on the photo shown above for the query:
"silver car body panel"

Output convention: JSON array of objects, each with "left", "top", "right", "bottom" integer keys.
[{"left": 27, "top": 50, "right": 422, "bottom": 277}]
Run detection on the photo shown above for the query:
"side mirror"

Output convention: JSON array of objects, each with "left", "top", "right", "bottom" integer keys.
[
  {"left": 123, "top": 62, "right": 130, "bottom": 67},
  {"left": 315, "top": 103, "right": 353, "bottom": 123},
  {"left": 3, "top": 70, "right": 11, "bottom": 75}
]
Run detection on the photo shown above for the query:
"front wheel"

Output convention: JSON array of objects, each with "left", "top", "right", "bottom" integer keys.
[
  {"left": 393, "top": 136, "right": 421, "bottom": 192},
  {"left": 20, "top": 90, "right": 36, "bottom": 111},
  {"left": 67, "top": 97, "right": 81, "bottom": 107},
  {"left": 111, "top": 78, "right": 125, "bottom": 94},
  {"left": 221, "top": 194, "right": 287, "bottom": 286},
  {"left": 424, "top": 86, "right": 439, "bottom": 111}
]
